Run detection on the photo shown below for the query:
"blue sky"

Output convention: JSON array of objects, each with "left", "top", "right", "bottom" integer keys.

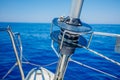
[{"left": 0, "top": 0, "right": 120, "bottom": 24}]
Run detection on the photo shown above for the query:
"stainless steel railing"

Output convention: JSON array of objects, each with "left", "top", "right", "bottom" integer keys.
[{"left": 0, "top": 26, "right": 25, "bottom": 80}]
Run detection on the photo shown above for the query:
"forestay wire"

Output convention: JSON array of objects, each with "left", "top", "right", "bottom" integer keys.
[
  {"left": 78, "top": 44, "right": 120, "bottom": 67},
  {"left": 70, "top": 59, "right": 120, "bottom": 79}
]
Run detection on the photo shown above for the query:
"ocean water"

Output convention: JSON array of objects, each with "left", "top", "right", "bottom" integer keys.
[{"left": 0, "top": 22, "right": 120, "bottom": 80}]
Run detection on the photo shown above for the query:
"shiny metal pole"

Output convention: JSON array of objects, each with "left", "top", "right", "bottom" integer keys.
[
  {"left": 7, "top": 28, "right": 25, "bottom": 80},
  {"left": 54, "top": 46, "right": 75, "bottom": 80},
  {"left": 70, "top": 0, "right": 84, "bottom": 18},
  {"left": 53, "top": 0, "right": 84, "bottom": 80}
]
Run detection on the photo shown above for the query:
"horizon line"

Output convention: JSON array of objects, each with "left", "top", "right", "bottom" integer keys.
[{"left": 0, "top": 21, "right": 120, "bottom": 25}]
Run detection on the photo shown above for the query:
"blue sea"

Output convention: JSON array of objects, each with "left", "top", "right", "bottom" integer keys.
[{"left": 0, "top": 22, "right": 120, "bottom": 80}]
